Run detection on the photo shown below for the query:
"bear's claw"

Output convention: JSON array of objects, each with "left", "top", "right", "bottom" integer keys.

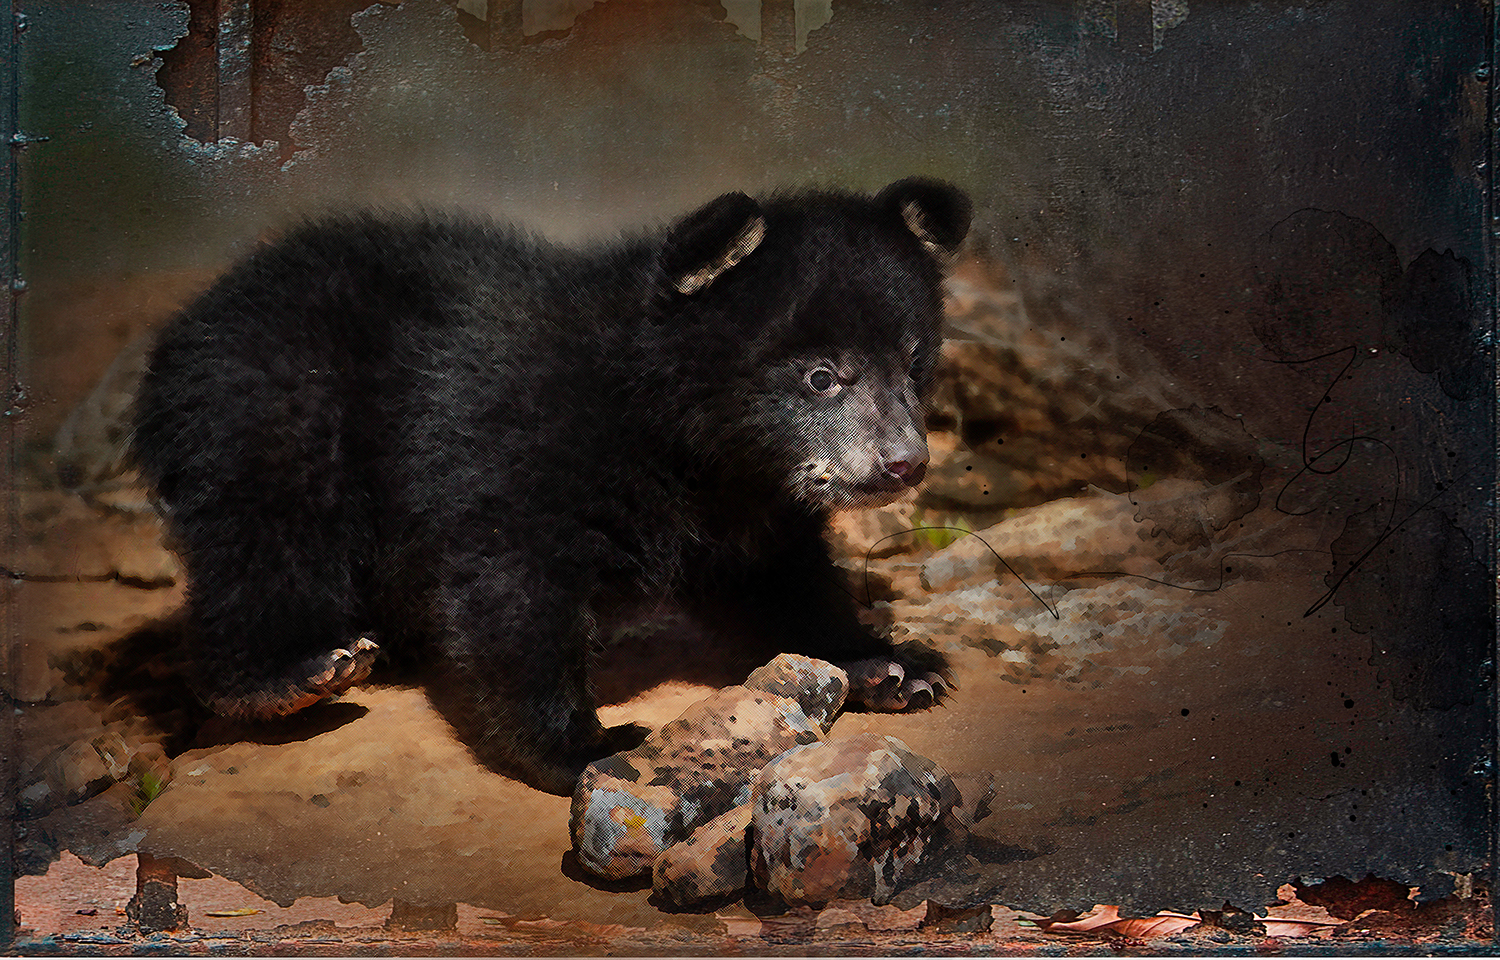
[
  {"left": 210, "top": 636, "right": 380, "bottom": 719},
  {"left": 842, "top": 656, "right": 952, "bottom": 712}
]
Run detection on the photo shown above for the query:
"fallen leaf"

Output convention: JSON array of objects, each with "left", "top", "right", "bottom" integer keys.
[
  {"left": 1036, "top": 904, "right": 1120, "bottom": 932},
  {"left": 204, "top": 908, "right": 262, "bottom": 917},
  {"left": 1036, "top": 903, "right": 1342, "bottom": 941},
  {"left": 1104, "top": 913, "right": 1201, "bottom": 938},
  {"left": 1035, "top": 905, "right": 1200, "bottom": 938},
  {"left": 483, "top": 916, "right": 569, "bottom": 933},
  {"left": 1263, "top": 918, "right": 1341, "bottom": 938}
]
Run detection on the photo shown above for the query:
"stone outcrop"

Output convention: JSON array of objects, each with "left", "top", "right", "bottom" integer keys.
[{"left": 919, "top": 489, "right": 1176, "bottom": 594}]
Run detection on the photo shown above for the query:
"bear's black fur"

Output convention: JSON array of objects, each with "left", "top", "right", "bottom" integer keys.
[{"left": 132, "top": 179, "right": 971, "bottom": 794}]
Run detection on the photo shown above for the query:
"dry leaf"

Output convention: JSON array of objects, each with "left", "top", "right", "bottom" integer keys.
[
  {"left": 480, "top": 915, "right": 641, "bottom": 939},
  {"left": 511, "top": 917, "right": 568, "bottom": 930},
  {"left": 1263, "top": 917, "right": 1341, "bottom": 938},
  {"left": 1035, "top": 905, "right": 1200, "bottom": 938},
  {"left": 204, "top": 907, "right": 261, "bottom": 917},
  {"left": 1035, "top": 904, "right": 1121, "bottom": 932},
  {"left": 1104, "top": 913, "right": 1201, "bottom": 938},
  {"left": 1037, "top": 903, "right": 1341, "bottom": 941}
]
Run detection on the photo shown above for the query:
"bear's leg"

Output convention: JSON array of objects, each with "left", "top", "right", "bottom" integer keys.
[
  {"left": 429, "top": 561, "right": 646, "bottom": 795},
  {"left": 173, "top": 507, "right": 377, "bottom": 719},
  {"left": 704, "top": 530, "right": 954, "bottom": 712}
]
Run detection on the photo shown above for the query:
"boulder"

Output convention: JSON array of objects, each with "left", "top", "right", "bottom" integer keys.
[{"left": 751, "top": 733, "right": 959, "bottom": 906}]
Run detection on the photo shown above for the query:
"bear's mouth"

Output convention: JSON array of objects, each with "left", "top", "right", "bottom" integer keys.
[
  {"left": 854, "top": 476, "right": 909, "bottom": 497},
  {"left": 801, "top": 462, "right": 916, "bottom": 510},
  {"left": 815, "top": 477, "right": 908, "bottom": 510}
]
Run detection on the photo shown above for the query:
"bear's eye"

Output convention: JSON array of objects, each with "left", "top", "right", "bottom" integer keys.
[{"left": 805, "top": 366, "right": 839, "bottom": 396}]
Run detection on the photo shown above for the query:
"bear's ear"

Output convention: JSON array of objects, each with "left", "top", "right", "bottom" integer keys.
[
  {"left": 662, "top": 192, "right": 767, "bottom": 295},
  {"left": 876, "top": 178, "right": 972, "bottom": 258}
]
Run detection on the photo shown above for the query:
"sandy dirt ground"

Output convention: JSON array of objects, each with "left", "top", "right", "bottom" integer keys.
[{"left": 9, "top": 500, "right": 1492, "bottom": 953}]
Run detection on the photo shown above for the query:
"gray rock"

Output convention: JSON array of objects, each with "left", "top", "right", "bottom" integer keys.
[
  {"left": 18, "top": 726, "right": 172, "bottom": 821},
  {"left": 53, "top": 332, "right": 155, "bottom": 511},
  {"left": 742, "top": 654, "right": 849, "bottom": 732},
  {"left": 652, "top": 802, "right": 752, "bottom": 906},
  {"left": 751, "top": 733, "right": 960, "bottom": 906},
  {"left": 571, "top": 683, "right": 824, "bottom": 880},
  {"left": 38, "top": 740, "right": 114, "bottom": 814},
  {"left": 17, "top": 779, "right": 147, "bottom": 874}
]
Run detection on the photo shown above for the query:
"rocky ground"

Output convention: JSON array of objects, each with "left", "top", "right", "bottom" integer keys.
[
  {"left": 6, "top": 267, "right": 1491, "bottom": 953},
  {"left": 7, "top": 474, "right": 1492, "bottom": 953}
]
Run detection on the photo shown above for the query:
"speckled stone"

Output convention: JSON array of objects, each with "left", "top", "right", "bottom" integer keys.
[
  {"left": 651, "top": 802, "right": 753, "bottom": 906},
  {"left": 751, "top": 734, "right": 959, "bottom": 906},
  {"left": 571, "top": 683, "right": 825, "bottom": 881},
  {"left": 742, "top": 654, "right": 849, "bottom": 732}
]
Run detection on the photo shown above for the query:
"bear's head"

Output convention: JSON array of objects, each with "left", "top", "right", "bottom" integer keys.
[{"left": 660, "top": 179, "right": 972, "bottom": 512}]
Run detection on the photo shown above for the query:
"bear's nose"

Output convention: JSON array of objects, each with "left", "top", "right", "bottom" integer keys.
[{"left": 883, "top": 458, "right": 928, "bottom": 487}]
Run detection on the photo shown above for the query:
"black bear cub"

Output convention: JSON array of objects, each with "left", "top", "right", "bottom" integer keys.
[{"left": 132, "top": 178, "right": 971, "bottom": 794}]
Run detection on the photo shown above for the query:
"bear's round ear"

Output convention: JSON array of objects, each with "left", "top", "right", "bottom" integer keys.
[
  {"left": 876, "top": 178, "right": 972, "bottom": 258},
  {"left": 662, "top": 192, "right": 767, "bottom": 296}
]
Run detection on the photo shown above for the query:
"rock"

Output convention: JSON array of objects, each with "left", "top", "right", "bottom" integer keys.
[
  {"left": 825, "top": 500, "right": 921, "bottom": 559},
  {"left": 751, "top": 733, "right": 960, "bottom": 906},
  {"left": 106, "top": 525, "right": 181, "bottom": 587},
  {"left": 742, "top": 654, "right": 849, "bottom": 732},
  {"left": 925, "top": 277, "right": 1191, "bottom": 507},
  {"left": 18, "top": 726, "right": 172, "bottom": 820},
  {"left": 918, "top": 434, "right": 1030, "bottom": 512},
  {"left": 1003, "top": 579, "right": 1229, "bottom": 682},
  {"left": 949, "top": 771, "right": 996, "bottom": 828},
  {"left": 571, "top": 777, "right": 679, "bottom": 882},
  {"left": 53, "top": 332, "right": 154, "bottom": 508},
  {"left": 919, "top": 491, "right": 1172, "bottom": 593},
  {"left": 45, "top": 740, "right": 116, "bottom": 811},
  {"left": 572, "top": 682, "right": 826, "bottom": 880},
  {"left": 10, "top": 646, "right": 65, "bottom": 704},
  {"left": 16, "top": 779, "right": 145, "bottom": 874},
  {"left": 652, "top": 803, "right": 752, "bottom": 906},
  {"left": 7, "top": 495, "right": 177, "bottom": 587}
]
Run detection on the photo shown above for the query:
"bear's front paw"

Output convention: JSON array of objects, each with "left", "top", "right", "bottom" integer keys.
[
  {"left": 209, "top": 636, "right": 380, "bottom": 719},
  {"left": 841, "top": 646, "right": 956, "bottom": 712}
]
